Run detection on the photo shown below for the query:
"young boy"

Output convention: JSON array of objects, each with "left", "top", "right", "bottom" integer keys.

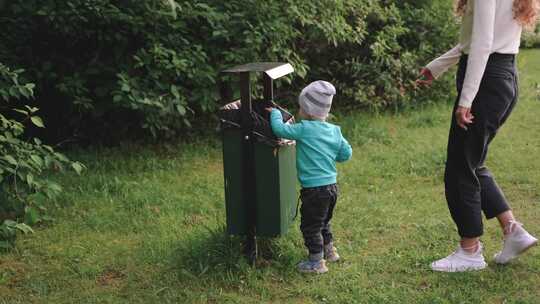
[{"left": 268, "top": 80, "right": 352, "bottom": 274}]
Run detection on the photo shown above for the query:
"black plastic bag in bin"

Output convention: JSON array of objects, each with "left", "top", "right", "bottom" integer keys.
[{"left": 218, "top": 100, "right": 295, "bottom": 147}]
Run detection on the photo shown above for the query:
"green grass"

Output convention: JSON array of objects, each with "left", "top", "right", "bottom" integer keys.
[{"left": 2, "top": 49, "right": 540, "bottom": 303}]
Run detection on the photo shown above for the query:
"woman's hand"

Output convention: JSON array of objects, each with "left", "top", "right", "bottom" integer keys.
[
  {"left": 455, "top": 106, "right": 474, "bottom": 130},
  {"left": 416, "top": 68, "right": 435, "bottom": 87}
]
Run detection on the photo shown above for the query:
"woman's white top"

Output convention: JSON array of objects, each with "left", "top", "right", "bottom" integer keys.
[{"left": 426, "top": 0, "right": 522, "bottom": 108}]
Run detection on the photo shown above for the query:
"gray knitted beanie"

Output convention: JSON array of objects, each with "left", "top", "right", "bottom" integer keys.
[{"left": 298, "top": 80, "right": 336, "bottom": 119}]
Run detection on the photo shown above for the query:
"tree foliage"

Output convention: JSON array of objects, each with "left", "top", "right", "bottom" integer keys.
[
  {"left": 0, "top": 0, "right": 458, "bottom": 141},
  {"left": 522, "top": 23, "right": 540, "bottom": 48},
  {"left": 0, "top": 63, "right": 83, "bottom": 249}
]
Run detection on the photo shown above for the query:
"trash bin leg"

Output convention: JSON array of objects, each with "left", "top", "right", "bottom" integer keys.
[
  {"left": 240, "top": 72, "right": 258, "bottom": 265},
  {"left": 242, "top": 134, "right": 258, "bottom": 265},
  {"left": 243, "top": 136, "right": 257, "bottom": 265},
  {"left": 244, "top": 232, "right": 257, "bottom": 265}
]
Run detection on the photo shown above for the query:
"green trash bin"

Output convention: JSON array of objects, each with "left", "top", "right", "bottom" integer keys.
[
  {"left": 222, "top": 122, "right": 297, "bottom": 237},
  {"left": 219, "top": 63, "right": 297, "bottom": 259}
]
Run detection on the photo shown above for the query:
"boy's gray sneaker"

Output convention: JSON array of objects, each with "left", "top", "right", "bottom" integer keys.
[
  {"left": 298, "top": 259, "right": 328, "bottom": 274},
  {"left": 324, "top": 243, "right": 340, "bottom": 262}
]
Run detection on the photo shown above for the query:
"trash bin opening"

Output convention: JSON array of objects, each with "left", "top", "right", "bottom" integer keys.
[{"left": 218, "top": 100, "right": 295, "bottom": 147}]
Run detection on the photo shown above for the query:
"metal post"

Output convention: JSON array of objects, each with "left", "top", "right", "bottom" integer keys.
[
  {"left": 240, "top": 72, "right": 252, "bottom": 118},
  {"left": 240, "top": 72, "right": 257, "bottom": 265},
  {"left": 263, "top": 74, "right": 274, "bottom": 103},
  {"left": 218, "top": 77, "right": 233, "bottom": 104}
]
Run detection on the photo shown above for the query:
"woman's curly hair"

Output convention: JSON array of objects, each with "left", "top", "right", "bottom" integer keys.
[{"left": 455, "top": 0, "right": 539, "bottom": 27}]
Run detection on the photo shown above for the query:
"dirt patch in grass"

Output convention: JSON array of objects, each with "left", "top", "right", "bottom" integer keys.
[
  {"left": 0, "top": 259, "right": 28, "bottom": 297},
  {"left": 182, "top": 214, "right": 205, "bottom": 226},
  {"left": 97, "top": 269, "right": 126, "bottom": 288}
]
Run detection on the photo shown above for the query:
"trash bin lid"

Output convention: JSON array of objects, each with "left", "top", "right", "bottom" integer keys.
[{"left": 222, "top": 62, "right": 294, "bottom": 80}]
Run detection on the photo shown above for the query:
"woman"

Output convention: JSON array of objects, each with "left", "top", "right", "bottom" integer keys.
[{"left": 418, "top": 0, "right": 539, "bottom": 272}]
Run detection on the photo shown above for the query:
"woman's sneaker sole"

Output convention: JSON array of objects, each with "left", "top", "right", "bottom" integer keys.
[{"left": 431, "top": 262, "right": 487, "bottom": 273}]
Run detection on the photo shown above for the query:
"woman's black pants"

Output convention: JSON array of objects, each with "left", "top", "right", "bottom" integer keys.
[{"left": 445, "top": 53, "right": 518, "bottom": 238}]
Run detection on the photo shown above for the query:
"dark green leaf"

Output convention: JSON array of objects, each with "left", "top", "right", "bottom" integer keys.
[
  {"left": 72, "top": 162, "right": 84, "bottom": 175},
  {"left": 30, "top": 116, "right": 45, "bottom": 128}
]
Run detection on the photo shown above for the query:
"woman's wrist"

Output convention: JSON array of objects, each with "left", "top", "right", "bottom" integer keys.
[{"left": 421, "top": 68, "right": 434, "bottom": 81}]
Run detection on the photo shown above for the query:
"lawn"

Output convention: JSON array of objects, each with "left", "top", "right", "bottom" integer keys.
[{"left": 1, "top": 49, "right": 539, "bottom": 304}]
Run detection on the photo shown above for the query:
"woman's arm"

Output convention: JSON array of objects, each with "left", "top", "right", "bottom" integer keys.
[
  {"left": 458, "top": 0, "right": 497, "bottom": 108},
  {"left": 426, "top": 44, "right": 463, "bottom": 79}
]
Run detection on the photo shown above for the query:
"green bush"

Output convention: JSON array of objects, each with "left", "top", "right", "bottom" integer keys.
[
  {"left": 0, "top": 0, "right": 457, "bottom": 141},
  {"left": 0, "top": 63, "right": 84, "bottom": 249},
  {"left": 522, "top": 24, "right": 540, "bottom": 48},
  {"left": 301, "top": 0, "right": 458, "bottom": 109}
]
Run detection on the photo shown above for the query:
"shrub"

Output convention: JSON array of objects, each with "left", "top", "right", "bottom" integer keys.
[
  {"left": 0, "top": 0, "right": 457, "bottom": 141},
  {"left": 299, "top": 0, "right": 458, "bottom": 109},
  {"left": 522, "top": 24, "right": 540, "bottom": 48},
  {"left": 0, "top": 63, "right": 84, "bottom": 249}
]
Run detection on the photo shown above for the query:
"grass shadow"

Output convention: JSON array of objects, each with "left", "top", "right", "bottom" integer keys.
[{"left": 170, "top": 225, "right": 288, "bottom": 282}]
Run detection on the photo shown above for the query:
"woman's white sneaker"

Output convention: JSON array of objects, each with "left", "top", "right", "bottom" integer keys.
[
  {"left": 494, "top": 221, "right": 538, "bottom": 265},
  {"left": 431, "top": 243, "right": 487, "bottom": 272}
]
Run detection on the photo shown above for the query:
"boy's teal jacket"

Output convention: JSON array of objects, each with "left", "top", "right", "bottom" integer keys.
[{"left": 270, "top": 109, "right": 352, "bottom": 188}]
